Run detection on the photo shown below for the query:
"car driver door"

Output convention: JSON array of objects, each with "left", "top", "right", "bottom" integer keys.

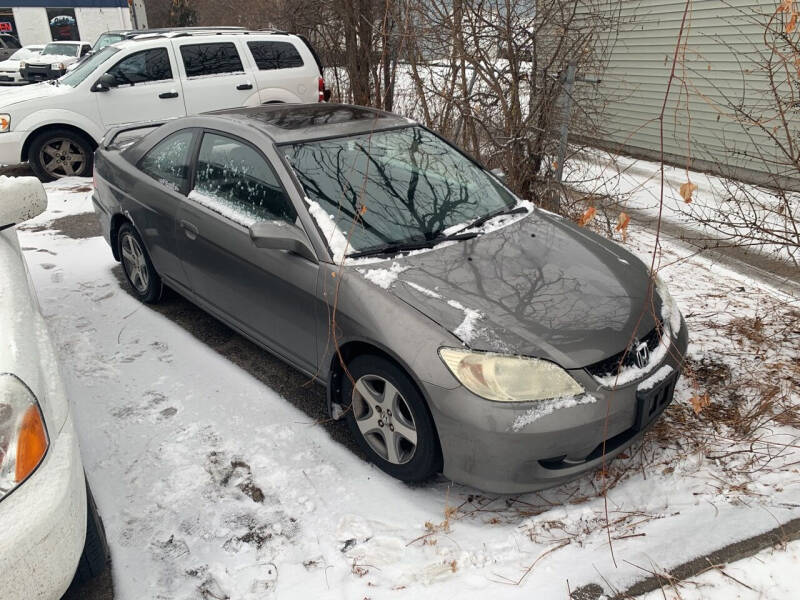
[
  {"left": 94, "top": 46, "right": 187, "bottom": 128},
  {"left": 176, "top": 130, "right": 319, "bottom": 372}
]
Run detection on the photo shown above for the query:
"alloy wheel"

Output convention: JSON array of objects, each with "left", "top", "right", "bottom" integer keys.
[
  {"left": 39, "top": 137, "right": 87, "bottom": 178},
  {"left": 352, "top": 374, "right": 418, "bottom": 465},
  {"left": 120, "top": 232, "right": 150, "bottom": 293}
]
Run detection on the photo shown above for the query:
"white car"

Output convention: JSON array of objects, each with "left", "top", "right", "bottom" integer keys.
[
  {"left": 0, "top": 176, "right": 108, "bottom": 598},
  {"left": 0, "top": 30, "right": 328, "bottom": 181},
  {"left": 19, "top": 41, "right": 91, "bottom": 83},
  {"left": 0, "top": 45, "right": 44, "bottom": 85}
]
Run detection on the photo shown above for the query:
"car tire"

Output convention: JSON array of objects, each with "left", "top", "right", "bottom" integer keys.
[
  {"left": 73, "top": 478, "right": 109, "bottom": 584},
  {"left": 28, "top": 128, "right": 95, "bottom": 182},
  {"left": 117, "top": 222, "right": 163, "bottom": 304},
  {"left": 342, "top": 354, "right": 442, "bottom": 482}
]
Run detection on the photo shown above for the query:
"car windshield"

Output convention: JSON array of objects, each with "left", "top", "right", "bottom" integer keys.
[
  {"left": 94, "top": 33, "right": 124, "bottom": 51},
  {"left": 41, "top": 43, "right": 79, "bottom": 57},
  {"left": 9, "top": 47, "right": 41, "bottom": 61},
  {"left": 60, "top": 46, "right": 119, "bottom": 87},
  {"left": 281, "top": 126, "right": 516, "bottom": 252}
]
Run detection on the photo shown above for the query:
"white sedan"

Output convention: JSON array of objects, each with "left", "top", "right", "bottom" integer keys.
[
  {"left": 0, "top": 46, "right": 44, "bottom": 84},
  {"left": 0, "top": 176, "right": 108, "bottom": 598}
]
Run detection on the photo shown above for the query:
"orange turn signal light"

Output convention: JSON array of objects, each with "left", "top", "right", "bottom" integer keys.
[
  {"left": 0, "top": 116, "right": 9, "bottom": 131},
  {"left": 15, "top": 405, "right": 48, "bottom": 482}
]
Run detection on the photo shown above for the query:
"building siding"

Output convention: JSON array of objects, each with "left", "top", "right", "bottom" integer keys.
[{"left": 590, "top": 0, "right": 791, "bottom": 186}]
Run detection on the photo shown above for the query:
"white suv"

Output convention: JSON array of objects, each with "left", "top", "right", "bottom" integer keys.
[{"left": 0, "top": 31, "right": 327, "bottom": 180}]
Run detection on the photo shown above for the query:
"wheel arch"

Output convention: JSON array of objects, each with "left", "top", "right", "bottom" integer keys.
[
  {"left": 108, "top": 213, "right": 132, "bottom": 261},
  {"left": 21, "top": 123, "right": 98, "bottom": 163}
]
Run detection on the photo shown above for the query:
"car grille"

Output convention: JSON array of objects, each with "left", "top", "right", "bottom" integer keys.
[{"left": 585, "top": 322, "right": 663, "bottom": 378}]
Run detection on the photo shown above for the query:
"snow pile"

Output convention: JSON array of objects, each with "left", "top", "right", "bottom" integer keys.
[
  {"left": 304, "top": 197, "right": 350, "bottom": 263},
  {"left": 188, "top": 190, "right": 259, "bottom": 227},
  {"left": 637, "top": 365, "right": 674, "bottom": 392},
  {"left": 511, "top": 394, "right": 598, "bottom": 432},
  {"left": 0, "top": 176, "right": 47, "bottom": 226},
  {"left": 358, "top": 262, "right": 410, "bottom": 289},
  {"left": 446, "top": 299, "right": 484, "bottom": 345}
]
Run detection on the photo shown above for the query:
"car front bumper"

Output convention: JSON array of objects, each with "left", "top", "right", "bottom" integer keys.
[
  {"left": 21, "top": 66, "right": 66, "bottom": 82},
  {"left": 425, "top": 316, "right": 689, "bottom": 494},
  {"left": 0, "top": 71, "right": 24, "bottom": 84},
  {"left": 0, "top": 412, "right": 87, "bottom": 600},
  {"left": 0, "top": 130, "right": 25, "bottom": 166}
]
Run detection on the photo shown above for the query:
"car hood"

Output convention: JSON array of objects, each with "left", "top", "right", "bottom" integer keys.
[
  {"left": 355, "top": 210, "right": 660, "bottom": 369},
  {"left": 0, "top": 59, "right": 20, "bottom": 71},
  {"left": 0, "top": 81, "right": 70, "bottom": 108}
]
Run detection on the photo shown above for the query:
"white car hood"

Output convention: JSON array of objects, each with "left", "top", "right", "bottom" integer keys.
[
  {"left": 0, "top": 228, "right": 69, "bottom": 433},
  {"left": 28, "top": 54, "right": 78, "bottom": 66},
  {"left": 0, "top": 81, "right": 72, "bottom": 108},
  {"left": 0, "top": 59, "right": 20, "bottom": 72}
]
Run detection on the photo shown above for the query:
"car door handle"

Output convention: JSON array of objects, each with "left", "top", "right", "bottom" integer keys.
[
  {"left": 180, "top": 219, "right": 198, "bottom": 240},
  {"left": 236, "top": 83, "right": 253, "bottom": 90},
  {"left": 159, "top": 91, "right": 179, "bottom": 99}
]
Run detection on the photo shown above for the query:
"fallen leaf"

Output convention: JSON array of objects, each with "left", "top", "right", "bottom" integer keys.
[
  {"left": 690, "top": 393, "right": 710, "bottom": 415},
  {"left": 551, "top": 160, "right": 559, "bottom": 170},
  {"left": 578, "top": 206, "right": 596, "bottom": 227},
  {"left": 615, "top": 212, "right": 631, "bottom": 237},
  {"left": 779, "top": 0, "right": 793, "bottom": 13},
  {"left": 679, "top": 181, "right": 698, "bottom": 203}
]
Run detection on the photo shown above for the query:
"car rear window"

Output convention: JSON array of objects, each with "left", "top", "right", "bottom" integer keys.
[
  {"left": 247, "top": 41, "right": 303, "bottom": 70},
  {"left": 179, "top": 42, "right": 243, "bottom": 77}
]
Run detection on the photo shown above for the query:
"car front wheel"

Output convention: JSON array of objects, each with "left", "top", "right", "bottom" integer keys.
[
  {"left": 73, "top": 478, "right": 109, "bottom": 584},
  {"left": 28, "top": 128, "right": 94, "bottom": 181},
  {"left": 342, "top": 354, "right": 442, "bottom": 483}
]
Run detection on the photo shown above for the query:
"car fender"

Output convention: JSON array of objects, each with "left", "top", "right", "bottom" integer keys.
[
  {"left": 258, "top": 87, "right": 303, "bottom": 104},
  {"left": 16, "top": 109, "right": 104, "bottom": 144}
]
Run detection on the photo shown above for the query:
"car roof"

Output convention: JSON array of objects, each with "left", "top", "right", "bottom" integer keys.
[{"left": 200, "top": 104, "right": 415, "bottom": 144}]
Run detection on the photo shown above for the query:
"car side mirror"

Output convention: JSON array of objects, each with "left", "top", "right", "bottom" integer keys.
[
  {"left": 93, "top": 72, "right": 116, "bottom": 92},
  {"left": 490, "top": 168, "right": 507, "bottom": 184},
  {"left": 0, "top": 176, "right": 47, "bottom": 231},
  {"left": 249, "top": 220, "right": 317, "bottom": 262}
]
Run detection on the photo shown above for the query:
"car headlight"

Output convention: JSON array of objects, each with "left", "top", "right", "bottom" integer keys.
[
  {"left": 0, "top": 374, "right": 49, "bottom": 502},
  {"left": 18, "top": 61, "right": 25, "bottom": 69},
  {"left": 654, "top": 273, "right": 681, "bottom": 335},
  {"left": 0, "top": 114, "right": 9, "bottom": 133},
  {"left": 51, "top": 62, "right": 65, "bottom": 71},
  {"left": 439, "top": 348, "right": 584, "bottom": 402}
]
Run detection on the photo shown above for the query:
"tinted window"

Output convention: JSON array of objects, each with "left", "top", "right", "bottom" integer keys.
[
  {"left": 139, "top": 130, "right": 194, "bottom": 192},
  {"left": 247, "top": 41, "right": 303, "bottom": 70},
  {"left": 191, "top": 133, "right": 295, "bottom": 226},
  {"left": 1, "top": 34, "right": 19, "bottom": 49},
  {"left": 180, "top": 42, "right": 243, "bottom": 78},
  {"left": 107, "top": 48, "right": 172, "bottom": 85}
]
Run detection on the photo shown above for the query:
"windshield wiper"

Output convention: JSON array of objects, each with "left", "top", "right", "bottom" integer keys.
[
  {"left": 451, "top": 205, "right": 528, "bottom": 236},
  {"left": 347, "top": 231, "right": 479, "bottom": 259}
]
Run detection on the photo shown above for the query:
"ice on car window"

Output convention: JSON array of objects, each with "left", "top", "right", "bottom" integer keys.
[
  {"left": 139, "top": 130, "right": 194, "bottom": 192},
  {"left": 191, "top": 133, "right": 295, "bottom": 226}
]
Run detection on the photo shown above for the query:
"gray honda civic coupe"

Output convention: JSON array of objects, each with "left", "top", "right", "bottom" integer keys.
[{"left": 92, "top": 104, "right": 688, "bottom": 494}]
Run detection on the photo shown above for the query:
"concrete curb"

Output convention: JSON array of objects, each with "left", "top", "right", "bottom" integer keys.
[{"left": 570, "top": 517, "right": 800, "bottom": 599}]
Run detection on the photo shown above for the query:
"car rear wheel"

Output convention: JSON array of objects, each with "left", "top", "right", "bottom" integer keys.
[
  {"left": 117, "top": 222, "right": 163, "bottom": 303},
  {"left": 73, "top": 478, "right": 109, "bottom": 584},
  {"left": 28, "top": 128, "right": 94, "bottom": 181},
  {"left": 342, "top": 355, "right": 441, "bottom": 482}
]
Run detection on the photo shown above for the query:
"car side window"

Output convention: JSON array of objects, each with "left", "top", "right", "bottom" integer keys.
[
  {"left": 179, "top": 42, "right": 243, "bottom": 78},
  {"left": 247, "top": 41, "right": 304, "bottom": 70},
  {"left": 190, "top": 132, "right": 296, "bottom": 226},
  {"left": 139, "top": 130, "right": 194, "bottom": 192},
  {"left": 106, "top": 48, "right": 172, "bottom": 86}
]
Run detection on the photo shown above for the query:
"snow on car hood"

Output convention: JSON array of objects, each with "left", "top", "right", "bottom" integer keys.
[
  {"left": 0, "top": 80, "right": 71, "bottom": 108},
  {"left": 0, "top": 59, "right": 21, "bottom": 72},
  {"left": 354, "top": 210, "right": 660, "bottom": 369}
]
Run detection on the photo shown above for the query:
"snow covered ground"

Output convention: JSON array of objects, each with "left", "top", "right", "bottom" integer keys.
[
  {"left": 640, "top": 540, "right": 800, "bottom": 600},
  {"left": 563, "top": 149, "right": 800, "bottom": 265},
  {"left": 15, "top": 178, "right": 800, "bottom": 599}
]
